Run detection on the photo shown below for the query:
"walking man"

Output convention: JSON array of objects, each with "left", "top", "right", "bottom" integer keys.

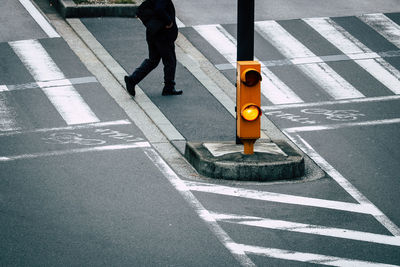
[{"left": 124, "top": 0, "right": 182, "bottom": 96}]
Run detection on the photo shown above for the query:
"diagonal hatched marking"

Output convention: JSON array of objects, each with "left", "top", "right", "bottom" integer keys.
[
  {"left": 212, "top": 212, "right": 400, "bottom": 246},
  {"left": 185, "top": 181, "right": 376, "bottom": 215}
]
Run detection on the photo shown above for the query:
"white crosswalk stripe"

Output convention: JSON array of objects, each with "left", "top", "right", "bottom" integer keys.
[
  {"left": 359, "top": 13, "right": 400, "bottom": 49},
  {"left": 255, "top": 20, "right": 365, "bottom": 100},
  {"left": 194, "top": 24, "right": 304, "bottom": 104},
  {"left": 9, "top": 39, "right": 99, "bottom": 125},
  {"left": 189, "top": 13, "right": 400, "bottom": 106},
  {"left": 304, "top": 17, "right": 400, "bottom": 95}
]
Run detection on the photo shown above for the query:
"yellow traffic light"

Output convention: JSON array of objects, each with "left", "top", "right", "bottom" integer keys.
[{"left": 237, "top": 61, "right": 262, "bottom": 155}]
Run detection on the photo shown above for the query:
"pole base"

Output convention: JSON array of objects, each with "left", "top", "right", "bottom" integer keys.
[{"left": 184, "top": 141, "right": 304, "bottom": 181}]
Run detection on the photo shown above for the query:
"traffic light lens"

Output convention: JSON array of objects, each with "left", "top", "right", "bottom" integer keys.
[
  {"left": 241, "top": 105, "right": 260, "bottom": 121},
  {"left": 242, "top": 69, "right": 261, "bottom": 86}
]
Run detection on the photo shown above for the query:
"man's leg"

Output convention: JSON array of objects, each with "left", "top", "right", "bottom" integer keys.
[
  {"left": 129, "top": 41, "right": 161, "bottom": 84},
  {"left": 156, "top": 41, "right": 182, "bottom": 95}
]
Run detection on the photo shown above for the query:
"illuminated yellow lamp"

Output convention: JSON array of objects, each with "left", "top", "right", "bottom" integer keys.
[{"left": 241, "top": 104, "right": 261, "bottom": 121}]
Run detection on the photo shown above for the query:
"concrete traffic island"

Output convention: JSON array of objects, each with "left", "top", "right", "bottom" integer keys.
[
  {"left": 185, "top": 141, "right": 304, "bottom": 181},
  {"left": 51, "top": 0, "right": 141, "bottom": 18}
]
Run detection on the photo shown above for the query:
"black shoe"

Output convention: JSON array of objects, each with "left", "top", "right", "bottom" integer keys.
[
  {"left": 124, "top": 76, "right": 136, "bottom": 97},
  {"left": 162, "top": 88, "right": 183, "bottom": 96}
]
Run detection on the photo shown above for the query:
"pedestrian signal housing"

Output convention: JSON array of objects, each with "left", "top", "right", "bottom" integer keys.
[{"left": 237, "top": 61, "right": 262, "bottom": 154}]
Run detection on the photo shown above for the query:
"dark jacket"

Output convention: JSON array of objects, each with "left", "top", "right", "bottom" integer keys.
[{"left": 138, "top": 0, "right": 178, "bottom": 42}]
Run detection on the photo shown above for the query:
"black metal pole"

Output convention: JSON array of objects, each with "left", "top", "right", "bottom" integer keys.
[
  {"left": 237, "top": 0, "right": 255, "bottom": 61},
  {"left": 236, "top": 0, "right": 255, "bottom": 144}
]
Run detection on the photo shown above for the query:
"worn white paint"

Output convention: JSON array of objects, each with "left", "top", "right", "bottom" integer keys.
[
  {"left": 185, "top": 181, "right": 375, "bottom": 215},
  {"left": 262, "top": 95, "right": 400, "bottom": 111},
  {"left": 359, "top": 13, "right": 400, "bottom": 49},
  {"left": 235, "top": 244, "right": 400, "bottom": 266},
  {"left": 193, "top": 24, "right": 303, "bottom": 104},
  {"left": 255, "top": 20, "right": 364, "bottom": 100},
  {"left": 18, "top": 0, "right": 60, "bottom": 38},
  {"left": 212, "top": 212, "right": 400, "bottom": 246},
  {"left": 0, "top": 142, "right": 150, "bottom": 161},
  {"left": 284, "top": 118, "right": 400, "bottom": 133},
  {"left": 0, "top": 95, "right": 19, "bottom": 132},
  {"left": 304, "top": 17, "right": 400, "bottom": 95},
  {"left": 10, "top": 39, "right": 99, "bottom": 125}
]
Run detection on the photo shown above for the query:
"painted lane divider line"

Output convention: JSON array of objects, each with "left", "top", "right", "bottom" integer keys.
[
  {"left": 184, "top": 181, "right": 375, "bottom": 215},
  {"left": 10, "top": 39, "right": 99, "bottom": 125},
  {"left": 0, "top": 76, "right": 98, "bottom": 92},
  {"left": 0, "top": 142, "right": 150, "bottom": 162},
  {"left": 211, "top": 212, "right": 400, "bottom": 246},
  {"left": 284, "top": 118, "right": 400, "bottom": 133}
]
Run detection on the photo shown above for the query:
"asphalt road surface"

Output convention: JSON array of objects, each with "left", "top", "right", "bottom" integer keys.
[{"left": 1, "top": 0, "right": 400, "bottom": 266}]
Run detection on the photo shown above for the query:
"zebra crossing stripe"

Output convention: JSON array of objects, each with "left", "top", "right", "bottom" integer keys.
[
  {"left": 212, "top": 212, "right": 400, "bottom": 246},
  {"left": 9, "top": 39, "right": 99, "bottom": 125},
  {"left": 304, "top": 17, "right": 400, "bottom": 95},
  {"left": 359, "top": 13, "right": 400, "bottom": 49},
  {"left": 193, "top": 24, "right": 303, "bottom": 105},
  {"left": 255, "top": 20, "right": 365, "bottom": 100},
  {"left": 18, "top": 0, "right": 60, "bottom": 38},
  {"left": 0, "top": 95, "right": 19, "bottom": 131}
]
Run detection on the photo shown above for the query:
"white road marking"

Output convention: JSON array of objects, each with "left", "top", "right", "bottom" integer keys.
[
  {"left": 18, "top": 0, "right": 60, "bottom": 38},
  {"left": 10, "top": 39, "right": 99, "bottom": 125},
  {"left": 304, "top": 17, "right": 400, "bottom": 95},
  {"left": 0, "top": 95, "right": 20, "bottom": 132},
  {"left": 185, "top": 181, "right": 376, "bottom": 215},
  {"left": 290, "top": 134, "right": 400, "bottom": 236},
  {"left": 175, "top": 16, "right": 185, "bottom": 28},
  {"left": 359, "top": 13, "right": 400, "bottom": 49},
  {"left": 193, "top": 24, "right": 303, "bottom": 104},
  {"left": 212, "top": 212, "right": 400, "bottom": 246},
  {"left": 143, "top": 148, "right": 256, "bottom": 266},
  {"left": 0, "top": 85, "right": 8, "bottom": 92},
  {"left": 262, "top": 95, "right": 400, "bottom": 111},
  {"left": 0, "top": 142, "right": 150, "bottom": 162},
  {"left": 284, "top": 118, "right": 400, "bottom": 133},
  {"left": 0, "top": 119, "right": 132, "bottom": 137},
  {"left": 0, "top": 76, "right": 98, "bottom": 92},
  {"left": 255, "top": 20, "right": 364, "bottom": 100},
  {"left": 235, "top": 244, "right": 400, "bottom": 266}
]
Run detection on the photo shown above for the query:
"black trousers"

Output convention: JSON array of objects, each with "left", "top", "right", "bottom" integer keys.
[{"left": 129, "top": 38, "right": 176, "bottom": 89}]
